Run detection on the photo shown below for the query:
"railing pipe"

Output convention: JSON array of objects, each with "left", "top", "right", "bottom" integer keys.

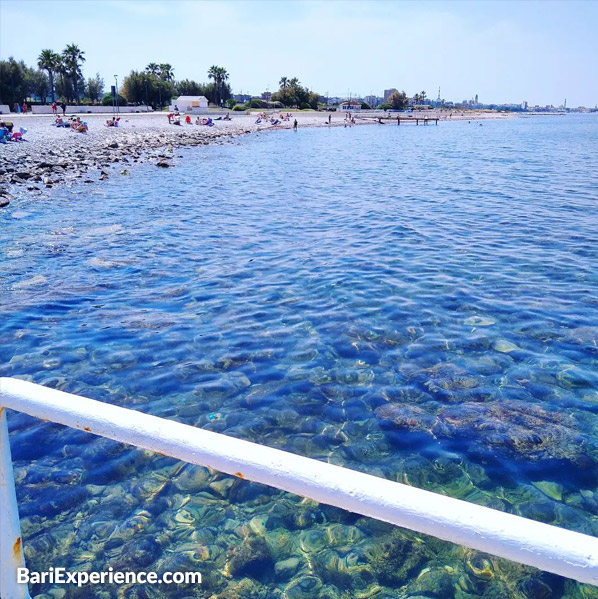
[
  {"left": 0, "top": 407, "right": 31, "bottom": 599},
  {"left": 1, "top": 377, "right": 598, "bottom": 590}
]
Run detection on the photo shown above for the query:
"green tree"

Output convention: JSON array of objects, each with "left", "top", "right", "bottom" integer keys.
[
  {"left": 0, "top": 58, "right": 30, "bottom": 106},
  {"left": 124, "top": 69, "right": 174, "bottom": 108},
  {"left": 279, "top": 76, "right": 289, "bottom": 105},
  {"left": 177, "top": 79, "right": 202, "bottom": 96},
  {"left": 159, "top": 63, "right": 174, "bottom": 82},
  {"left": 62, "top": 43, "right": 86, "bottom": 103},
  {"left": 388, "top": 90, "right": 408, "bottom": 110},
  {"left": 271, "top": 76, "right": 317, "bottom": 108},
  {"left": 27, "top": 69, "right": 50, "bottom": 103},
  {"left": 37, "top": 49, "right": 60, "bottom": 102},
  {"left": 86, "top": 73, "right": 104, "bottom": 103},
  {"left": 146, "top": 62, "right": 160, "bottom": 76},
  {"left": 207, "top": 65, "right": 229, "bottom": 106}
]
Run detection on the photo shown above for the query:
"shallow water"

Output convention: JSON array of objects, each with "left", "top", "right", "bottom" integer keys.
[{"left": 1, "top": 115, "right": 598, "bottom": 598}]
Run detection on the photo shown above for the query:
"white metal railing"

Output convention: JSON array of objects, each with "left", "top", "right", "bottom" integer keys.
[{"left": 1, "top": 377, "right": 597, "bottom": 599}]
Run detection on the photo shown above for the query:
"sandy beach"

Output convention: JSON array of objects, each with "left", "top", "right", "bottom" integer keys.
[{"left": 0, "top": 109, "right": 513, "bottom": 205}]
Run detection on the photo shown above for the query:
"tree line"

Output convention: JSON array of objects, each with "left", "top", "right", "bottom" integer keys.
[
  {"left": 0, "top": 44, "right": 104, "bottom": 108},
  {"left": 121, "top": 64, "right": 231, "bottom": 109}
]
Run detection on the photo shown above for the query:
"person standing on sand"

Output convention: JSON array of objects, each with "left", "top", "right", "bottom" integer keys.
[
  {"left": 293, "top": 119, "right": 298, "bottom": 130},
  {"left": 22, "top": 103, "right": 27, "bottom": 114},
  {"left": 328, "top": 114, "right": 331, "bottom": 124},
  {"left": 61, "top": 101, "right": 66, "bottom": 116}
]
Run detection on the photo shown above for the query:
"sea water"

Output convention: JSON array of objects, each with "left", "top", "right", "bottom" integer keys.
[{"left": 1, "top": 115, "right": 598, "bottom": 598}]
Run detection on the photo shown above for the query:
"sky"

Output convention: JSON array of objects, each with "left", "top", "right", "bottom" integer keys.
[{"left": 1, "top": 0, "right": 597, "bottom": 107}]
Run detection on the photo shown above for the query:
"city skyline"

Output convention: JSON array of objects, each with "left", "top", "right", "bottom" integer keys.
[{"left": 1, "top": 0, "right": 597, "bottom": 108}]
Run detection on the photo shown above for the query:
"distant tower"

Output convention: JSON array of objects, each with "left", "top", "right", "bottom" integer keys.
[
  {"left": 437, "top": 86, "right": 441, "bottom": 103},
  {"left": 564, "top": 98, "right": 567, "bottom": 109},
  {"left": 475, "top": 94, "right": 478, "bottom": 105}
]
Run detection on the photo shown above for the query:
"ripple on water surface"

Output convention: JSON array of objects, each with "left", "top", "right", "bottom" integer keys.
[{"left": 1, "top": 115, "right": 598, "bottom": 598}]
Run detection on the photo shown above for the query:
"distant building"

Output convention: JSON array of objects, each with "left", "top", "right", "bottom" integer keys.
[
  {"left": 170, "top": 95, "right": 209, "bottom": 113},
  {"left": 233, "top": 94, "right": 252, "bottom": 103},
  {"left": 475, "top": 94, "right": 478, "bottom": 105},
  {"left": 339, "top": 100, "right": 362, "bottom": 111},
  {"left": 364, "top": 95, "right": 381, "bottom": 108},
  {"left": 261, "top": 91, "right": 272, "bottom": 101},
  {"left": 521, "top": 101, "right": 528, "bottom": 110}
]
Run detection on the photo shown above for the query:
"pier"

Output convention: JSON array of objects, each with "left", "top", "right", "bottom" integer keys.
[{"left": 396, "top": 117, "right": 439, "bottom": 125}]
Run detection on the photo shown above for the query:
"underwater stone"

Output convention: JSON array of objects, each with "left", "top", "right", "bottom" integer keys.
[
  {"left": 406, "top": 567, "right": 455, "bottom": 598},
  {"left": 228, "top": 535, "right": 274, "bottom": 579},
  {"left": 531, "top": 481, "right": 564, "bottom": 502},
  {"left": 366, "top": 529, "right": 433, "bottom": 586},
  {"left": 464, "top": 316, "right": 496, "bottom": 326},
  {"left": 274, "top": 557, "right": 300, "bottom": 579}
]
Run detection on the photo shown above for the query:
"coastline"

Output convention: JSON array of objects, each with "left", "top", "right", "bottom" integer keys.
[{"left": 0, "top": 109, "right": 514, "bottom": 205}]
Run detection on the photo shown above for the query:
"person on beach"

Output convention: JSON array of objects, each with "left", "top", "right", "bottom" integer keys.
[
  {"left": 195, "top": 117, "right": 200, "bottom": 125},
  {"left": 16, "top": 103, "right": 21, "bottom": 114},
  {"left": 22, "top": 103, "right": 28, "bottom": 114},
  {"left": 61, "top": 102, "right": 66, "bottom": 116},
  {"left": 185, "top": 115, "right": 192, "bottom": 124},
  {"left": 51, "top": 102, "right": 57, "bottom": 115},
  {"left": 1, "top": 120, "right": 14, "bottom": 133},
  {"left": 293, "top": 119, "right": 298, "bottom": 130},
  {"left": 328, "top": 114, "right": 331, "bottom": 124}
]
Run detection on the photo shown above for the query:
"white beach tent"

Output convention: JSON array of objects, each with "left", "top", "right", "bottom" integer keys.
[{"left": 169, "top": 96, "right": 209, "bottom": 114}]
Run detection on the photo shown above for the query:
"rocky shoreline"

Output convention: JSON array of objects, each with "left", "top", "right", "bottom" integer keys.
[
  {"left": 0, "top": 110, "right": 514, "bottom": 207},
  {"left": 0, "top": 114, "right": 268, "bottom": 206}
]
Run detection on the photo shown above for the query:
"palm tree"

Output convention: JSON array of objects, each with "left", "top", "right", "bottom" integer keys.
[
  {"left": 37, "top": 49, "right": 60, "bottom": 103},
  {"left": 207, "top": 65, "right": 229, "bottom": 107},
  {"left": 279, "top": 76, "right": 289, "bottom": 105},
  {"left": 62, "top": 43, "right": 86, "bottom": 103},
  {"left": 146, "top": 63, "right": 160, "bottom": 76},
  {"left": 159, "top": 63, "right": 174, "bottom": 82}
]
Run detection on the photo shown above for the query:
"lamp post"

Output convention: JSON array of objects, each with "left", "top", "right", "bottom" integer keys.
[{"left": 114, "top": 75, "right": 119, "bottom": 114}]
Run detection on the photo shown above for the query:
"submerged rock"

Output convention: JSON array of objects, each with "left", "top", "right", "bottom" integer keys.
[
  {"left": 227, "top": 535, "right": 274, "bottom": 578},
  {"left": 376, "top": 399, "right": 595, "bottom": 476}
]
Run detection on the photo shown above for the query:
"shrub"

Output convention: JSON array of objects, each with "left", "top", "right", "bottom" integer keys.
[
  {"left": 300, "top": 102, "right": 311, "bottom": 110},
  {"left": 102, "top": 93, "right": 127, "bottom": 107},
  {"left": 248, "top": 99, "right": 267, "bottom": 108},
  {"left": 232, "top": 104, "right": 246, "bottom": 111},
  {"left": 379, "top": 103, "right": 391, "bottom": 111},
  {"left": 361, "top": 102, "right": 371, "bottom": 110}
]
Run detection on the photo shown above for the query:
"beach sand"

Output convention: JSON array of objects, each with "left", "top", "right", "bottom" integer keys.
[{"left": 0, "top": 109, "right": 513, "bottom": 204}]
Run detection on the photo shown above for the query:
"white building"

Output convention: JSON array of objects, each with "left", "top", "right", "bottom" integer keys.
[
  {"left": 169, "top": 96, "right": 209, "bottom": 114},
  {"left": 339, "top": 100, "right": 361, "bottom": 111}
]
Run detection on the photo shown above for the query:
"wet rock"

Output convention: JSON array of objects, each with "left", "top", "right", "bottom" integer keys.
[
  {"left": 156, "top": 160, "right": 172, "bottom": 168},
  {"left": 407, "top": 567, "right": 455, "bottom": 598},
  {"left": 274, "top": 557, "right": 300, "bottom": 579},
  {"left": 227, "top": 535, "right": 274, "bottom": 578},
  {"left": 376, "top": 399, "right": 595, "bottom": 476},
  {"left": 15, "top": 171, "right": 32, "bottom": 180},
  {"left": 366, "top": 529, "right": 433, "bottom": 586},
  {"left": 0, "top": 196, "right": 10, "bottom": 208}
]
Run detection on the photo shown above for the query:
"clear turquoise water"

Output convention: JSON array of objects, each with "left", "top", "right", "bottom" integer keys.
[{"left": 1, "top": 115, "right": 598, "bottom": 598}]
